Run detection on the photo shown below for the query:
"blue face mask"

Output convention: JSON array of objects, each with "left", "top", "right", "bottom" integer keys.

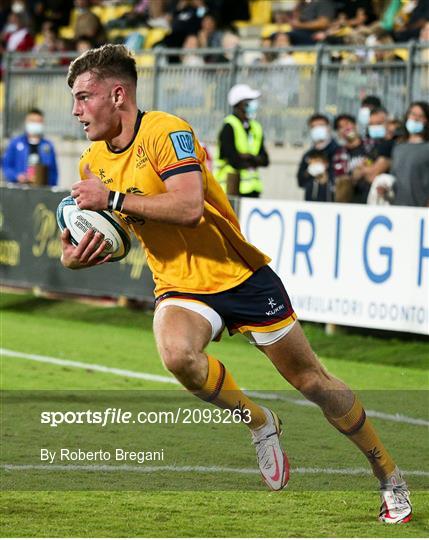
[
  {"left": 368, "top": 124, "right": 386, "bottom": 139},
  {"left": 406, "top": 118, "right": 424, "bottom": 134},
  {"left": 245, "top": 100, "right": 259, "bottom": 119}
]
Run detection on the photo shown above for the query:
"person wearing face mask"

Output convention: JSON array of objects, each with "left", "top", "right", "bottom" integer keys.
[
  {"left": 2, "top": 108, "right": 58, "bottom": 186},
  {"left": 357, "top": 95, "right": 383, "bottom": 134},
  {"left": 389, "top": 101, "right": 429, "bottom": 206},
  {"left": 359, "top": 107, "right": 397, "bottom": 193},
  {"left": 213, "top": 84, "right": 269, "bottom": 197},
  {"left": 297, "top": 113, "right": 339, "bottom": 202},
  {"left": 333, "top": 114, "right": 374, "bottom": 203}
]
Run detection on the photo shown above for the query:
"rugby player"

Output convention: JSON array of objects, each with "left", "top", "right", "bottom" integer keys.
[{"left": 60, "top": 44, "right": 411, "bottom": 523}]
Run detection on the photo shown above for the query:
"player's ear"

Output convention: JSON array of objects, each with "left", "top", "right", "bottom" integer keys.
[{"left": 111, "top": 85, "right": 125, "bottom": 107}]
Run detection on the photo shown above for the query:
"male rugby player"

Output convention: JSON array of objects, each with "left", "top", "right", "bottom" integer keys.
[{"left": 60, "top": 44, "right": 411, "bottom": 523}]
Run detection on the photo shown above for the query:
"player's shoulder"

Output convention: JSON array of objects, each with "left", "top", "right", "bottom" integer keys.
[{"left": 141, "top": 110, "right": 193, "bottom": 136}]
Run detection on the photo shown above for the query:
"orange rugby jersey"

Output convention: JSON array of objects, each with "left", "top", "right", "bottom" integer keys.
[{"left": 79, "top": 111, "right": 270, "bottom": 296}]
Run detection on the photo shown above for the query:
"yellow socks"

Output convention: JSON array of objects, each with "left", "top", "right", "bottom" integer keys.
[
  {"left": 193, "top": 355, "right": 266, "bottom": 429},
  {"left": 326, "top": 397, "right": 396, "bottom": 480}
]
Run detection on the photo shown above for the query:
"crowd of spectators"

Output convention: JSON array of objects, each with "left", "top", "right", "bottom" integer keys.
[
  {"left": 1, "top": 1, "right": 428, "bottom": 70},
  {"left": 297, "top": 96, "right": 429, "bottom": 207},
  {"left": 1, "top": 1, "right": 428, "bottom": 207}
]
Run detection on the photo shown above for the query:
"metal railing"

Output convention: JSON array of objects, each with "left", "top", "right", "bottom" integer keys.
[{"left": 3, "top": 41, "right": 429, "bottom": 145}]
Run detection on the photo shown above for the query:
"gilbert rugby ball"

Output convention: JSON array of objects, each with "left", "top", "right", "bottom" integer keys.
[{"left": 56, "top": 195, "right": 131, "bottom": 262}]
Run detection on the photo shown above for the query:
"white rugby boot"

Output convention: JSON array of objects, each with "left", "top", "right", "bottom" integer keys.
[
  {"left": 379, "top": 467, "right": 412, "bottom": 523},
  {"left": 251, "top": 406, "right": 289, "bottom": 491}
]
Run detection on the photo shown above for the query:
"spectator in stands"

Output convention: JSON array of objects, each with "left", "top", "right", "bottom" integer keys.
[
  {"left": 333, "top": 114, "right": 374, "bottom": 203},
  {"left": 33, "top": 20, "right": 59, "bottom": 54},
  {"left": 390, "top": 101, "right": 429, "bottom": 206},
  {"left": 297, "top": 113, "right": 339, "bottom": 202},
  {"left": 213, "top": 83, "right": 269, "bottom": 197},
  {"left": 313, "top": 0, "right": 377, "bottom": 44},
  {"left": 288, "top": 0, "right": 336, "bottom": 45},
  {"left": 198, "top": 12, "right": 223, "bottom": 48},
  {"left": 220, "top": 29, "right": 240, "bottom": 61},
  {"left": 157, "top": 0, "right": 208, "bottom": 50},
  {"left": 392, "top": 0, "right": 429, "bottom": 42},
  {"left": 73, "top": 0, "right": 107, "bottom": 47},
  {"left": 198, "top": 12, "right": 226, "bottom": 62},
  {"left": 369, "top": 31, "right": 406, "bottom": 62},
  {"left": 358, "top": 95, "right": 383, "bottom": 133},
  {"left": 180, "top": 34, "right": 204, "bottom": 65},
  {"left": 2, "top": 108, "right": 58, "bottom": 186},
  {"left": 359, "top": 107, "right": 396, "bottom": 188},
  {"left": 2, "top": 10, "right": 34, "bottom": 52},
  {"left": 271, "top": 32, "right": 295, "bottom": 65},
  {"left": 387, "top": 117, "right": 404, "bottom": 140}
]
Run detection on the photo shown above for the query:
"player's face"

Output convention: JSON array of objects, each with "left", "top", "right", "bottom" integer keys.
[{"left": 71, "top": 71, "right": 119, "bottom": 141}]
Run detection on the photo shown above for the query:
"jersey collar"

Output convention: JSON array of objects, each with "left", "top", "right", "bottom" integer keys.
[{"left": 106, "top": 110, "right": 144, "bottom": 154}]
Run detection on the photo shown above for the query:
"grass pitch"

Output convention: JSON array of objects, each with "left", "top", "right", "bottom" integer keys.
[{"left": 1, "top": 292, "right": 428, "bottom": 537}]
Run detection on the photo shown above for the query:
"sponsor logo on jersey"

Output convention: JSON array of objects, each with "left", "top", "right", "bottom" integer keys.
[
  {"left": 169, "top": 131, "right": 196, "bottom": 160},
  {"left": 136, "top": 144, "right": 148, "bottom": 168}
]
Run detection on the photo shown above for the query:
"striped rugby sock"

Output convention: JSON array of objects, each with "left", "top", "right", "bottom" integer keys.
[
  {"left": 193, "top": 355, "right": 267, "bottom": 429},
  {"left": 325, "top": 397, "right": 396, "bottom": 481}
]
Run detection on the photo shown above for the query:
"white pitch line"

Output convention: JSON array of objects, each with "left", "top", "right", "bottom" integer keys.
[
  {"left": 0, "top": 348, "right": 178, "bottom": 385},
  {"left": 2, "top": 464, "right": 428, "bottom": 477},
  {"left": 2, "top": 348, "right": 428, "bottom": 427}
]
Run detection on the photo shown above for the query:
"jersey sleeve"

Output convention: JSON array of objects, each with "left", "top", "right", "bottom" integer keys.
[{"left": 145, "top": 114, "right": 202, "bottom": 181}]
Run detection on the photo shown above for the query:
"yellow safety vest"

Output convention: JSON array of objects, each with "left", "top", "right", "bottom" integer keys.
[{"left": 214, "top": 114, "right": 264, "bottom": 195}]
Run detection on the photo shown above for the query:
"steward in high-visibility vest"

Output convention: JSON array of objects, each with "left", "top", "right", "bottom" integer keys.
[{"left": 213, "top": 84, "right": 269, "bottom": 198}]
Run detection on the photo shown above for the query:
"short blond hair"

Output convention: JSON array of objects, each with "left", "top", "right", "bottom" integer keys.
[{"left": 67, "top": 44, "right": 137, "bottom": 88}]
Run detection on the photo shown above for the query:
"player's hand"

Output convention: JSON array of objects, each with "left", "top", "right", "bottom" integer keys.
[
  {"left": 60, "top": 228, "right": 112, "bottom": 269},
  {"left": 71, "top": 164, "right": 109, "bottom": 211}
]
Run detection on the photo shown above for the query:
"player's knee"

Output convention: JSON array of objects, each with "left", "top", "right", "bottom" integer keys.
[
  {"left": 160, "top": 340, "right": 203, "bottom": 381},
  {"left": 292, "top": 368, "right": 327, "bottom": 400}
]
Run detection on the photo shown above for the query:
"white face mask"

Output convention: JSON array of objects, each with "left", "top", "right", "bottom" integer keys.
[
  {"left": 358, "top": 107, "right": 371, "bottom": 126},
  {"left": 26, "top": 122, "right": 44, "bottom": 136},
  {"left": 310, "top": 125, "right": 329, "bottom": 143},
  {"left": 308, "top": 162, "right": 326, "bottom": 177}
]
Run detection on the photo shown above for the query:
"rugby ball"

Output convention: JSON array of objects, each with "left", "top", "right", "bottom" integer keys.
[{"left": 56, "top": 196, "right": 131, "bottom": 262}]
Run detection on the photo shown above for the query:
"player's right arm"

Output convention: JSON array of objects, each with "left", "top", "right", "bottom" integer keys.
[{"left": 60, "top": 227, "right": 111, "bottom": 269}]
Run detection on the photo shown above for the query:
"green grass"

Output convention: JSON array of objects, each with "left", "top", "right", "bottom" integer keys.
[{"left": 1, "top": 291, "right": 428, "bottom": 537}]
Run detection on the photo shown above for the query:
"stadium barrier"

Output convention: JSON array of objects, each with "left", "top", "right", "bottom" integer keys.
[
  {"left": 0, "top": 186, "right": 154, "bottom": 300},
  {"left": 1, "top": 186, "right": 428, "bottom": 335},
  {"left": 240, "top": 198, "right": 429, "bottom": 335},
  {"left": 3, "top": 41, "right": 429, "bottom": 145}
]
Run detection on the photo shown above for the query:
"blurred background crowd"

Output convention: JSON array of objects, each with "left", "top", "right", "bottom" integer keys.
[
  {"left": 0, "top": 0, "right": 428, "bottom": 207},
  {"left": 1, "top": 0, "right": 429, "bottom": 69}
]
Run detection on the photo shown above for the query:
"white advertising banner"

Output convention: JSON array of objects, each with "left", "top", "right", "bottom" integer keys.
[{"left": 240, "top": 200, "right": 429, "bottom": 335}]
